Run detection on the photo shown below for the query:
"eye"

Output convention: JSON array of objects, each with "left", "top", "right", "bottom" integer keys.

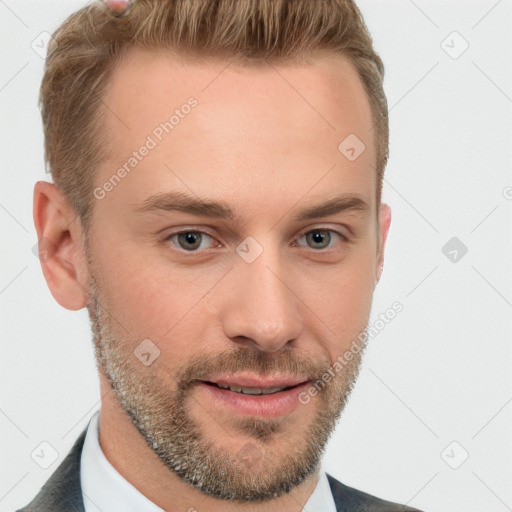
[
  {"left": 166, "top": 231, "right": 217, "bottom": 251},
  {"left": 295, "top": 229, "right": 346, "bottom": 250}
]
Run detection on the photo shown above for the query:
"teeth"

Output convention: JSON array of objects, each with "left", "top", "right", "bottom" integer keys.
[
  {"left": 267, "top": 387, "right": 287, "bottom": 394},
  {"left": 215, "top": 383, "right": 287, "bottom": 395}
]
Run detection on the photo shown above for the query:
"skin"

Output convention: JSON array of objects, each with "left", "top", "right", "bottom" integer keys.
[{"left": 34, "top": 48, "right": 391, "bottom": 511}]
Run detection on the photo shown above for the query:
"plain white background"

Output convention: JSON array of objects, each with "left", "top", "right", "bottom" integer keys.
[{"left": 1, "top": 1, "right": 511, "bottom": 511}]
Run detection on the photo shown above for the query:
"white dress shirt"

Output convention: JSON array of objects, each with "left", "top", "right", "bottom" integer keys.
[{"left": 81, "top": 411, "right": 336, "bottom": 512}]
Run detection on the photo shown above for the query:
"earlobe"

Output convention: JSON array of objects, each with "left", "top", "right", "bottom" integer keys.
[
  {"left": 33, "top": 181, "right": 89, "bottom": 311},
  {"left": 375, "top": 203, "right": 391, "bottom": 286}
]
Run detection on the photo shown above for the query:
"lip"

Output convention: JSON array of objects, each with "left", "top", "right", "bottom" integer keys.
[
  {"left": 197, "top": 379, "right": 310, "bottom": 418},
  {"left": 204, "top": 373, "right": 310, "bottom": 389}
]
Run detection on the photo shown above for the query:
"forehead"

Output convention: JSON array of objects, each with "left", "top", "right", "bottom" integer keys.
[{"left": 96, "top": 47, "right": 376, "bottom": 216}]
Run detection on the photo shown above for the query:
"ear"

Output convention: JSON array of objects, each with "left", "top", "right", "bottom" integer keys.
[
  {"left": 33, "top": 181, "right": 89, "bottom": 310},
  {"left": 374, "top": 202, "right": 391, "bottom": 286}
]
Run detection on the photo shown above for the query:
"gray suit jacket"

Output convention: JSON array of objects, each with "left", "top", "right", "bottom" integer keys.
[{"left": 17, "top": 429, "right": 423, "bottom": 512}]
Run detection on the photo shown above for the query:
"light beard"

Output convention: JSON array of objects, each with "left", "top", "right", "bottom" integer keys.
[{"left": 87, "top": 273, "right": 367, "bottom": 502}]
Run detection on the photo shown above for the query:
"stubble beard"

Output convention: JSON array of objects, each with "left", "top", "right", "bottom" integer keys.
[{"left": 86, "top": 273, "right": 367, "bottom": 502}]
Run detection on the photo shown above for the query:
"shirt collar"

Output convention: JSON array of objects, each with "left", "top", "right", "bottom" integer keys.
[{"left": 80, "top": 410, "right": 336, "bottom": 512}]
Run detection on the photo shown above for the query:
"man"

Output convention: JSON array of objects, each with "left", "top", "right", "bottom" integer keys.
[{"left": 19, "top": 0, "right": 425, "bottom": 510}]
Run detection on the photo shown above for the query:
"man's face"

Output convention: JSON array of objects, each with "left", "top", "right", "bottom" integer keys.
[{"left": 85, "top": 48, "right": 387, "bottom": 501}]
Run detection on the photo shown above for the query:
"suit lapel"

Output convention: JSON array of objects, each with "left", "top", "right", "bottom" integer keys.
[
  {"left": 17, "top": 429, "right": 87, "bottom": 512},
  {"left": 327, "top": 472, "right": 424, "bottom": 511}
]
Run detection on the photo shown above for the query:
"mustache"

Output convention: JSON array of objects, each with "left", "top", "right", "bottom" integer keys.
[{"left": 171, "top": 346, "right": 332, "bottom": 390}]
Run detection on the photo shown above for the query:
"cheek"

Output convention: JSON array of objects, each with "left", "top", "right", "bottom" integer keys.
[
  {"left": 89, "top": 236, "right": 229, "bottom": 343},
  {"left": 326, "top": 278, "right": 373, "bottom": 341},
  {"left": 304, "top": 275, "right": 373, "bottom": 337},
  {"left": 291, "top": 247, "right": 376, "bottom": 347}
]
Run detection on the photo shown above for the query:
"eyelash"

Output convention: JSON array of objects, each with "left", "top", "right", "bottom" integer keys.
[{"left": 164, "top": 228, "right": 349, "bottom": 253}]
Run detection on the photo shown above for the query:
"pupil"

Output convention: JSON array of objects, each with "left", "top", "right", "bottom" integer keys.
[
  {"left": 308, "top": 231, "right": 330, "bottom": 249},
  {"left": 179, "top": 232, "right": 201, "bottom": 250}
]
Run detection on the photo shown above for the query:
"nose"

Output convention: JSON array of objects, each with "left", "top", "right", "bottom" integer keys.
[{"left": 221, "top": 246, "right": 304, "bottom": 353}]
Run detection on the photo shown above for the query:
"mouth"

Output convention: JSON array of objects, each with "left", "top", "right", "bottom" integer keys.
[
  {"left": 201, "top": 381, "right": 305, "bottom": 395},
  {"left": 195, "top": 374, "right": 311, "bottom": 417}
]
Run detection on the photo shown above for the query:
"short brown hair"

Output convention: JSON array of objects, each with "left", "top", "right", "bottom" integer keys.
[{"left": 40, "top": 0, "right": 388, "bottom": 231}]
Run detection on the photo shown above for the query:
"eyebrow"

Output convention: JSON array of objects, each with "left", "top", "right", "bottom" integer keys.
[
  {"left": 291, "top": 195, "right": 370, "bottom": 222},
  {"left": 135, "top": 191, "right": 236, "bottom": 219},
  {"left": 134, "top": 191, "right": 369, "bottom": 222}
]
